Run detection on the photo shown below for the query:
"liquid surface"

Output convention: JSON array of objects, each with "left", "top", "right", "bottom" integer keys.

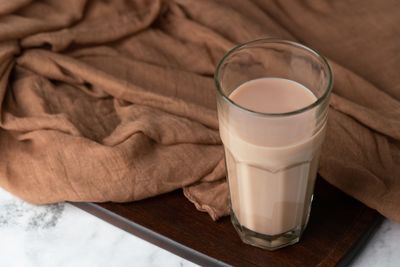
[{"left": 229, "top": 78, "right": 316, "bottom": 114}]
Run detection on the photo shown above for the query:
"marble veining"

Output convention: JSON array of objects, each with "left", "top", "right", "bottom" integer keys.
[
  {"left": 1, "top": 186, "right": 399, "bottom": 267},
  {"left": 0, "top": 200, "right": 64, "bottom": 230}
]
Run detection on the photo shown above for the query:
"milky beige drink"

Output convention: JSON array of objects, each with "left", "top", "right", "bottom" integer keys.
[
  {"left": 220, "top": 77, "right": 325, "bottom": 238},
  {"left": 215, "top": 39, "right": 332, "bottom": 250}
]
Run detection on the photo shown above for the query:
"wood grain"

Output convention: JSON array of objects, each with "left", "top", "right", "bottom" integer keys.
[{"left": 73, "top": 177, "right": 382, "bottom": 267}]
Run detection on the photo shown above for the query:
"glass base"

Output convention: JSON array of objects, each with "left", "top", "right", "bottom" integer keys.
[{"left": 231, "top": 213, "right": 302, "bottom": 251}]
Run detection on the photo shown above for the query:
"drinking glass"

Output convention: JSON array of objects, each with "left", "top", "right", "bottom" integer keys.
[{"left": 215, "top": 39, "right": 333, "bottom": 250}]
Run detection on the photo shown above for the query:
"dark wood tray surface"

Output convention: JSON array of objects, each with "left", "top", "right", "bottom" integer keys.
[{"left": 73, "top": 177, "right": 382, "bottom": 267}]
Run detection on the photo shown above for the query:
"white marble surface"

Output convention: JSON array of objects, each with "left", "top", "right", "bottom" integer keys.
[
  {"left": 0, "top": 188, "right": 197, "bottom": 267},
  {"left": 351, "top": 220, "right": 400, "bottom": 267},
  {"left": 0, "top": 187, "right": 399, "bottom": 267}
]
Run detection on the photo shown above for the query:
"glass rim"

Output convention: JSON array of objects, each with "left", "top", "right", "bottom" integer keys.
[{"left": 214, "top": 38, "right": 333, "bottom": 117}]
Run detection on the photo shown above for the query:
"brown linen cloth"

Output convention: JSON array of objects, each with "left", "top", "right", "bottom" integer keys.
[{"left": 0, "top": 0, "right": 399, "bottom": 222}]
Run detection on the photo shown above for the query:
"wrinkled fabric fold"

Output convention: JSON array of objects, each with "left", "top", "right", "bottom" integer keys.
[{"left": 0, "top": 0, "right": 399, "bottom": 222}]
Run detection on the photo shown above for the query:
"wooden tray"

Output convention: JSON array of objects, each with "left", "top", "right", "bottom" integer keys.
[{"left": 73, "top": 177, "right": 382, "bottom": 267}]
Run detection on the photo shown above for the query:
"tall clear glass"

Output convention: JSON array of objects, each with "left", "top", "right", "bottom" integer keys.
[{"left": 215, "top": 39, "right": 333, "bottom": 250}]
